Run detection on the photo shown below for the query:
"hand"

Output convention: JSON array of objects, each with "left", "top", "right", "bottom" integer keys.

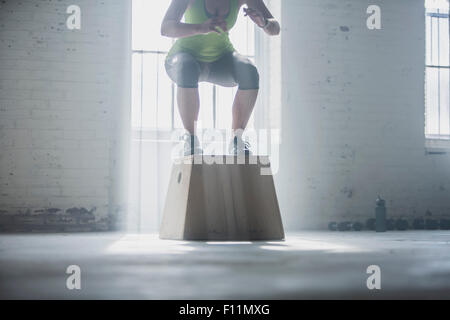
[
  {"left": 199, "top": 17, "right": 228, "bottom": 34},
  {"left": 243, "top": 7, "right": 267, "bottom": 28}
]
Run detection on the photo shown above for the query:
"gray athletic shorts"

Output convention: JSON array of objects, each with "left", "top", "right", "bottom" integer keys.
[{"left": 165, "top": 51, "right": 259, "bottom": 90}]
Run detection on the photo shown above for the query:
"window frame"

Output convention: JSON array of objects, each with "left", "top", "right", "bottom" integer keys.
[{"left": 424, "top": 5, "right": 450, "bottom": 145}]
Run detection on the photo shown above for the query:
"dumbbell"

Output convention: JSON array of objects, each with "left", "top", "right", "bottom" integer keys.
[
  {"left": 352, "top": 222, "right": 364, "bottom": 231},
  {"left": 329, "top": 221, "right": 351, "bottom": 231},
  {"left": 413, "top": 218, "right": 448, "bottom": 230},
  {"left": 366, "top": 218, "right": 376, "bottom": 231},
  {"left": 395, "top": 218, "right": 409, "bottom": 231},
  {"left": 412, "top": 218, "right": 436, "bottom": 230},
  {"left": 328, "top": 221, "right": 363, "bottom": 231},
  {"left": 440, "top": 219, "right": 450, "bottom": 230},
  {"left": 382, "top": 218, "right": 409, "bottom": 231},
  {"left": 367, "top": 217, "right": 409, "bottom": 231},
  {"left": 386, "top": 219, "right": 396, "bottom": 231},
  {"left": 412, "top": 218, "right": 425, "bottom": 230},
  {"left": 425, "top": 218, "right": 439, "bottom": 230},
  {"left": 328, "top": 222, "right": 338, "bottom": 231}
]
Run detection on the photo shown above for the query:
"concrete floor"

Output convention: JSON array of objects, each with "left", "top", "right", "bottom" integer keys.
[{"left": 1, "top": 231, "right": 450, "bottom": 299}]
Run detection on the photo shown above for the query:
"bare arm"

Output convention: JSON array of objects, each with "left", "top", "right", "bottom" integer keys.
[
  {"left": 244, "top": 0, "right": 280, "bottom": 36},
  {"left": 161, "top": 0, "right": 228, "bottom": 38}
]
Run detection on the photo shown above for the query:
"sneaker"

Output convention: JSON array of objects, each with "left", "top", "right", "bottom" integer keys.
[
  {"left": 229, "top": 136, "right": 252, "bottom": 156},
  {"left": 182, "top": 134, "right": 202, "bottom": 156}
]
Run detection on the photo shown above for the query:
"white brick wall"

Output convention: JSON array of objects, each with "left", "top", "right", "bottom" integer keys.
[
  {"left": 0, "top": 0, "right": 131, "bottom": 230},
  {"left": 276, "top": 0, "right": 450, "bottom": 229}
]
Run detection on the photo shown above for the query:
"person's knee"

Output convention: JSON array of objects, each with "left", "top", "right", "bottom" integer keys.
[
  {"left": 176, "top": 60, "right": 200, "bottom": 88},
  {"left": 236, "top": 63, "right": 259, "bottom": 90},
  {"left": 166, "top": 54, "right": 200, "bottom": 88}
]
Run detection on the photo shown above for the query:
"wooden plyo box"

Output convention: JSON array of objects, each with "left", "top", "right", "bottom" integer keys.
[{"left": 159, "top": 156, "right": 285, "bottom": 241}]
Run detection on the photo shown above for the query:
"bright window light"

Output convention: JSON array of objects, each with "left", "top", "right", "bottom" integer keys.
[{"left": 425, "top": 0, "right": 450, "bottom": 139}]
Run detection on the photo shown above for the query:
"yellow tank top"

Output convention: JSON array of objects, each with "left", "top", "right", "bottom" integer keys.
[{"left": 167, "top": 0, "right": 240, "bottom": 63}]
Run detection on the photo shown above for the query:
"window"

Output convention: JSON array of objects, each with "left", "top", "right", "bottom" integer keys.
[
  {"left": 132, "top": 0, "right": 256, "bottom": 132},
  {"left": 425, "top": 0, "right": 450, "bottom": 139}
]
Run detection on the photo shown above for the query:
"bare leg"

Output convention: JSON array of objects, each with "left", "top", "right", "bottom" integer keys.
[
  {"left": 177, "top": 87, "right": 200, "bottom": 135},
  {"left": 232, "top": 89, "right": 258, "bottom": 133}
]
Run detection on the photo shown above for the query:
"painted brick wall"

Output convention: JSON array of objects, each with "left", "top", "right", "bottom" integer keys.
[
  {"left": 276, "top": 0, "right": 450, "bottom": 230},
  {"left": 0, "top": 0, "right": 131, "bottom": 231}
]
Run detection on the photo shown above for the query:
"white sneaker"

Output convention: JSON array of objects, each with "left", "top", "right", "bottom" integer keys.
[
  {"left": 229, "top": 136, "right": 252, "bottom": 156},
  {"left": 182, "top": 134, "right": 203, "bottom": 156}
]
